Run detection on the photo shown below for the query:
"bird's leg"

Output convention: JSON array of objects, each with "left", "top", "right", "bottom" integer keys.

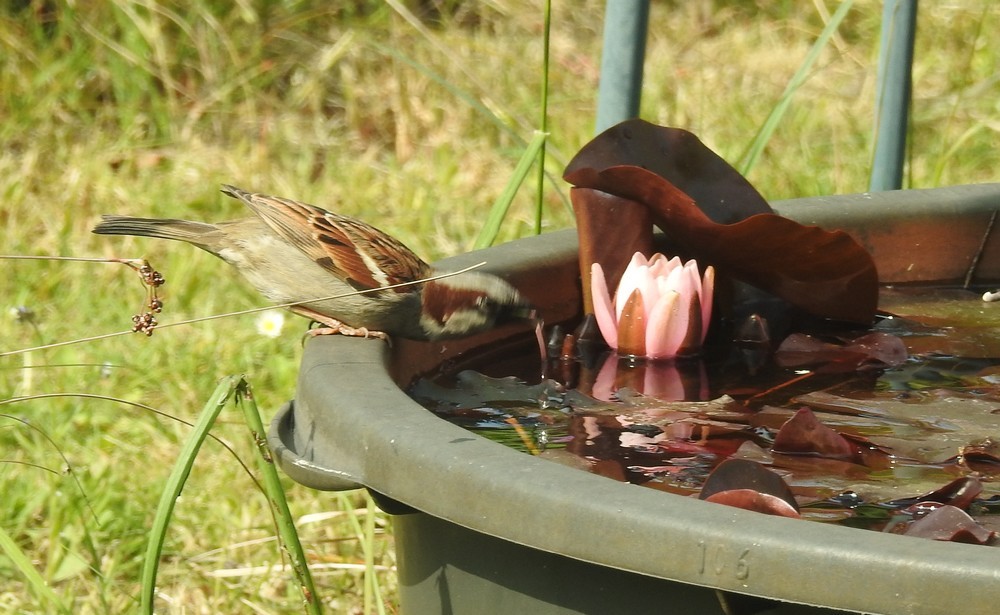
[
  {"left": 291, "top": 306, "right": 389, "bottom": 341},
  {"left": 308, "top": 322, "right": 389, "bottom": 341}
]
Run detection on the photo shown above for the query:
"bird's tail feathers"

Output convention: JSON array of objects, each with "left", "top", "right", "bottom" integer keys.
[
  {"left": 92, "top": 216, "right": 219, "bottom": 247},
  {"left": 220, "top": 184, "right": 252, "bottom": 202}
]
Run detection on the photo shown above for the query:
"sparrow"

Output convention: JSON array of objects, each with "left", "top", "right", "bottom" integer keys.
[{"left": 92, "top": 185, "right": 536, "bottom": 341}]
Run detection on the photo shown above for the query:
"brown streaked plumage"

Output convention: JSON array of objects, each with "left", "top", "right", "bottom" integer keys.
[{"left": 92, "top": 185, "right": 535, "bottom": 340}]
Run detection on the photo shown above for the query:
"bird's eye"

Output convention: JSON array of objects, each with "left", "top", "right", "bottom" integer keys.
[{"left": 476, "top": 295, "right": 503, "bottom": 315}]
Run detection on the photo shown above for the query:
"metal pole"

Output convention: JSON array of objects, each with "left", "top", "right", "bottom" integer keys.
[
  {"left": 595, "top": 0, "right": 650, "bottom": 134},
  {"left": 869, "top": 0, "right": 918, "bottom": 192}
]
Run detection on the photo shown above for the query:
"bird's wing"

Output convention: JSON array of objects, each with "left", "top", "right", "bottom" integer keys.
[{"left": 222, "top": 185, "right": 431, "bottom": 292}]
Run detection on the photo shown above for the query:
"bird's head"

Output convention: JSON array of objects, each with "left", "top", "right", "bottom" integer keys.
[{"left": 417, "top": 271, "right": 535, "bottom": 340}]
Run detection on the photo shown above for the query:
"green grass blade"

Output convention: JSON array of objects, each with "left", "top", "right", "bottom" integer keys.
[
  {"left": 382, "top": 0, "right": 531, "bottom": 136},
  {"left": 362, "top": 492, "right": 386, "bottom": 615},
  {"left": 0, "top": 524, "right": 70, "bottom": 613},
  {"left": 370, "top": 39, "right": 572, "bottom": 226},
  {"left": 533, "top": 0, "right": 553, "bottom": 236},
  {"left": 335, "top": 492, "right": 386, "bottom": 615},
  {"left": 139, "top": 375, "right": 239, "bottom": 615},
  {"left": 737, "top": 0, "right": 854, "bottom": 175},
  {"left": 474, "top": 129, "right": 548, "bottom": 249},
  {"left": 233, "top": 380, "right": 322, "bottom": 615},
  {"left": 930, "top": 5, "right": 991, "bottom": 187},
  {"left": 370, "top": 41, "right": 523, "bottom": 145}
]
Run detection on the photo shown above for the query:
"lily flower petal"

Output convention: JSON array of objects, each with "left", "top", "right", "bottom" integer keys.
[
  {"left": 638, "top": 269, "right": 661, "bottom": 322},
  {"left": 647, "top": 253, "right": 677, "bottom": 279},
  {"left": 617, "top": 288, "right": 647, "bottom": 357},
  {"left": 645, "top": 291, "right": 687, "bottom": 359},
  {"left": 615, "top": 252, "right": 649, "bottom": 321},
  {"left": 678, "top": 291, "right": 703, "bottom": 356},
  {"left": 591, "top": 263, "right": 618, "bottom": 350},
  {"left": 700, "top": 266, "right": 715, "bottom": 343},
  {"left": 669, "top": 261, "right": 697, "bottom": 297}
]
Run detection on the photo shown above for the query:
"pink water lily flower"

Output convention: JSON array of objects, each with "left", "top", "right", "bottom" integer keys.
[{"left": 591, "top": 252, "right": 714, "bottom": 359}]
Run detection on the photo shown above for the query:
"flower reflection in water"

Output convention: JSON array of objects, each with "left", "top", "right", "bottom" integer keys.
[{"left": 591, "top": 353, "right": 710, "bottom": 403}]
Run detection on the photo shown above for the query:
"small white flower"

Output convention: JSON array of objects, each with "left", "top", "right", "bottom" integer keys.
[
  {"left": 9, "top": 305, "right": 34, "bottom": 323},
  {"left": 255, "top": 310, "right": 285, "bottom": 338}
]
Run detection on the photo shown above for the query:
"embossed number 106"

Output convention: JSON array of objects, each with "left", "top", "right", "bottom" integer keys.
[{"left": 697, "top": 541, "right": 751, "bottom": 581}]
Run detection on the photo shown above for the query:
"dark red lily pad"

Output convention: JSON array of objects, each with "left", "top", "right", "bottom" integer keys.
[
  {"left": 565, "top": 166, "right": 877, "bottom": 324},
  {"left": 903, "top": 505, "right": 996, "bottom": 544},
  {"left": 704, "top": 489, "right": 802, "bottom": 518},
  {"left": 960, "top": 440, "right": 1000, "bottom": 477},
  {"left": 791, "top": 391, "right": 892, "bottom": 418},
  {"left": 775, "top": 332, "right": 907, "bottom": 372},
  {"left": 889, "top": 476, "right": 983, "bottom": 511},
  {"left": 700, "top": 458, "right": 799, "bottom": 512},
  {"left": 572, "top": 188, "right": 653, "bottom": 314},
  {"left": 748, "top": 406, "right": 797, "bottom": 430},
  {"left": 564, "top": 120, "right": 774, "bottom": 224},
  {"left": 770, "top": 453, "right": 872, "bottom": 481},
  {"left": 772, "top": 407, "right": 854, "bottom": 459},
  {"left": 767, "top": 410, "right": 892, "bottom": 471},
  {"left": 840, "top": 433, "right": 894, "bottom": 471},
  {"left": 922, "top": 476, "right": 983, "bottom": 511}
]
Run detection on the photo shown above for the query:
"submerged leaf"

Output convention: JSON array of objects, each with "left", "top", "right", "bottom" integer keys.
[
  {"left": 889, "top": 476, "right": 983, "bottom": 511},
  {"left": 776, "top": 332, "right": 907, "bottom": 372},
  {"left": 903, "top": 505, "right": 996, "bottom": 544},
  {"left": 700, "top": 458, "right": 798, "bottom": 512},
  {"left": 772, "top": 407, "right": 855, "bottom": 459},
  {"left": 960, "top": 440, "right": 1000, "bottom": 477}
]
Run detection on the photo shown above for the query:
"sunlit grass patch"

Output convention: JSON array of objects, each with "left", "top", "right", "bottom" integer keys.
[{"left": 1, "top": 1, "right": 998, "bottom": 612}]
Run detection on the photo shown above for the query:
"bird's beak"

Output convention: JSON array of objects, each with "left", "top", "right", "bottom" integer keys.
[{"left": 502, "top": 303, "right": 537, "bottom": 323}]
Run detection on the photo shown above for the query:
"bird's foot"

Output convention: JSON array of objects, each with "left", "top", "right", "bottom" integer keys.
[
  {"left": 307, "top": 322, "right": 389, "bottom": 341},
  {"left": 290, "top": 306, "right": 391, "bottom": 342}
]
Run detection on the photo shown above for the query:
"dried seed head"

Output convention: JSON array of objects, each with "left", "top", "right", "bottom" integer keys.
[
  {"left": 131, "top": 312, "right": 158, "bottom": 336},
  {"left": 119, "top": 259, "right": 166, "bottom": 336},
  {"left": 138, "top": 261, "right": 165, "bottom": 287}
]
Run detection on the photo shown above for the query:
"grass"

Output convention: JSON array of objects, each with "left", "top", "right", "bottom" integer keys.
[{"left": 1, "top": 1, "right": 998, "bottom": 612}]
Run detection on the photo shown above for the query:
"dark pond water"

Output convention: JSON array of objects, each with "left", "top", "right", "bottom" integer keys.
[{"left": 411, "top": 287, "right": 1000, "bottom": 541}]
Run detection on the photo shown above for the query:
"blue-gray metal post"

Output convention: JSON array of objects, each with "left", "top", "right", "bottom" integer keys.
[
  {"left": 870, "top": 0, "right": 918, "bottom": 192},
  {"left": 595, "top": 0, "right": 650, "bottom": 134}
]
